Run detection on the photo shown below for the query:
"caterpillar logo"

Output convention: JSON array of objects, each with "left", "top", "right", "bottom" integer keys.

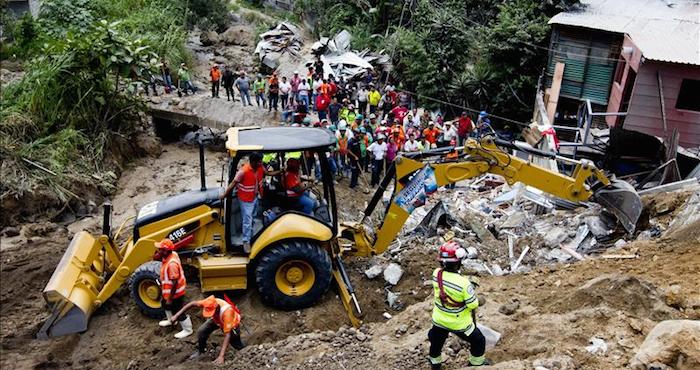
[{"left": 167, "top": 221, "right": 199, "bottom": 242}]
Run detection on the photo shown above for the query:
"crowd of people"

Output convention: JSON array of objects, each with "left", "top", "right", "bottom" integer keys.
[{"left": 137, "top": 57, "right": 497, "bottom": 190}]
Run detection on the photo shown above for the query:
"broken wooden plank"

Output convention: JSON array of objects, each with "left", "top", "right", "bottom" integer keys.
[
  {"left": 639, "top": 178, "right": 699, "bottom": 195},
  {"left": 546, "top": 62, "right": 565, "bottom": 124},
  {"left": 511, "top": 246, "right": 530, "bottom": 272},
  {"left": 560, "top": 245, "right": 584, "bottom": 261}
]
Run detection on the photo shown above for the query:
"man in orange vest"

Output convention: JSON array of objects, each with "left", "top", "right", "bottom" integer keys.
[
  {"left": 210, "top": 65, "right": 221, "bottom": 98},
  {"left": 283, "top": 158, "right": 316, "bottom": 215},
  {"left": 171, "top": 295, "right": 244, "bottom": 364},
  {"left": 220, "top": 152, "right": 280, "bottom": 252},
  {"left": 154, "top": 239, "right": 193, "bottom": 339}
]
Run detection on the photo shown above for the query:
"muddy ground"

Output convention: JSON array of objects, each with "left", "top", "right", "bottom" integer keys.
[{"left": 1, "top": 139, "right": 699, "bottom": 370}]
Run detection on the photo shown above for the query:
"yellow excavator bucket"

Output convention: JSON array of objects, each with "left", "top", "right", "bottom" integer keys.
[{"left": 38, "top": 231, "right": 105, "bottom": 338}]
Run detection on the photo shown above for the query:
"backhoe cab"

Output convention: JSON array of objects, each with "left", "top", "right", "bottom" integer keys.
[{"left": 40, "top": 126, "right": 351, "bottom": 338}]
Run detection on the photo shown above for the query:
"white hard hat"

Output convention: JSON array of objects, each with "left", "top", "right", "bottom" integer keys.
[
  {"left": 377, "top": 134, "right": 386, "bottom": 140},
  {"left": 369, "top": 113, "right": 376, "bottom": 119},
  {"left": 294, "top": 70, "right": 299, "bottom": 74},
  {"left": 338, "top": 120, "right": 347, "bottom": 130}
]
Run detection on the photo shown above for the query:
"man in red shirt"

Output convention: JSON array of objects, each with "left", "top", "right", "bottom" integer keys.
[
  {"left": 457, "top": 111, "right": 473, "bottom": 145},
  {"left": 284, "top": 158, "right": 316, "bottom": 215},
  {"left": 171, "top": 295, "right": 244, "bottom": 364}
]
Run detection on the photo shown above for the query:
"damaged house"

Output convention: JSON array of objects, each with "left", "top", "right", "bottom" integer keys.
[{"left": 544, "top": 0, "right": 700, "bottom": 150}]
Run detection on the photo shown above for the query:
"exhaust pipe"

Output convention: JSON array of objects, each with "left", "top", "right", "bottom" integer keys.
[{"left": 199, "top": 139, "right": 206, "bottom": 191}]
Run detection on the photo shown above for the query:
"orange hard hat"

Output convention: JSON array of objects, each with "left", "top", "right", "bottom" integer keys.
[
  {"left": 155, "top": 239, "right": 175, "bottom": 251},
  {"left": 201, "top": 295, "right": 218, "bottom": 318}
]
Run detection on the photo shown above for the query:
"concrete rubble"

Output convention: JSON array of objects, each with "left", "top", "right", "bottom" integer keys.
[
  {"left": 254, "top": 22, "right": 303, "bottom": 69},
  {"left": 308, "top": 29, "right": 391, "bottom": 81},
  {"left": 360, "top": 172, "right": 699, "bottom": 287}
]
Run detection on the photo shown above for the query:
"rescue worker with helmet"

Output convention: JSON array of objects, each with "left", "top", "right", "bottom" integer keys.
[
  {"left": 154, "top": 239, "right": 193, "bottom": 339},
  {"left": 428, "top": 241, "right": 490, "bottom": 369},
  {"left": 220, "top": 152, "right": 280, "bottom": 253},
  {"left": 170, "top": 295, "right": 245, "bottom": 364}
]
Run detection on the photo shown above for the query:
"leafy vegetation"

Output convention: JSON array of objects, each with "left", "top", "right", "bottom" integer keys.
[
  {"left": 0, "top": 0, "right": 199, "bottom": 209},
  {"left": 295, "top": 0, "right": 580, "bottom": 120}
]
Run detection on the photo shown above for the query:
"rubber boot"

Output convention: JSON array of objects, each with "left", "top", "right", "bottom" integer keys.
[
  {"left": 159, "top": 310, "right": 173, "bottom": 327},
  {"left": 231, "top": 329, "right": 246, "bottom": 350},
  {"left": 174, "top": 315, "right": 193, "bottom": 339}
]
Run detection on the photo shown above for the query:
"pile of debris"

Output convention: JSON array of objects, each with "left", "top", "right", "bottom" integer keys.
[
  {"left": 254, "top": 22, "right": 303, "bottom": 69},
  {"left": 309, "top": 29, "right": 391, "bottom": 81},
  {"left": 368, "top": 173, "right": 700, "bottom": 282}
]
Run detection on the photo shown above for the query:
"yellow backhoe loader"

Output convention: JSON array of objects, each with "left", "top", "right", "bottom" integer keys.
[{"left": 40, "top": 127, "right": 641, "bottom": 337}]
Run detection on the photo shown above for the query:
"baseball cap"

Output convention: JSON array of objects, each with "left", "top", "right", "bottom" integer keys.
[{"left": 201, "top": 295, "right": 218, "bottom": 318}]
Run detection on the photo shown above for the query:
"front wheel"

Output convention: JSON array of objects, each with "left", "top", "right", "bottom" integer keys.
[
  {"left": 129, "top": 261, "right": 164, "bottom": 318},
  {"left": 255, "top": 240, "right": 332, "bottom": 309}
]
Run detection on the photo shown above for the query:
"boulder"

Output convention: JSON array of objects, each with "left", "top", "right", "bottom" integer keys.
[
  {"left": 364, "top": 265, "right": 383, "bottom": 279},
  {"left": 221, "top": 26, "right": 253, "bottom": 46},
  {"left": 383, "top": 263, "right": 403, "bottom": 285},
  {"left": 543, "top": 227, "right": 568, "bottom": 248},
  {"left": 200, "top": 30, "right": 220, "bottom": 46},
  {"left": 630, "top": 320, "right": 700, "bottom": 370}
]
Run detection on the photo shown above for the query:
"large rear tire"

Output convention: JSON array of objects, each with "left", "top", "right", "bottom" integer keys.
[
  {"left": 255, "top": 240, "right": 332, "bottom": 309},
  {"left": 129, "top": 261, "right": 164, "bottom": 319}
]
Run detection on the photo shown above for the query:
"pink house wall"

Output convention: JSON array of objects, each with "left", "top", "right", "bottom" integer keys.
[{"left": 606, "top": 35, "right": 700, "bottom": 148}]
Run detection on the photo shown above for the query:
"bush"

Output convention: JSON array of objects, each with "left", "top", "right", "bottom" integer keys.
[{"left": 188, "top": 0, "right": 229, "bottom": 32}]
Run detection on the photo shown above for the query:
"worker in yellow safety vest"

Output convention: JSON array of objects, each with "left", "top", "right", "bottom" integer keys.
[{"left": 428, "top": 241, "right": 491, "bottom": 369}]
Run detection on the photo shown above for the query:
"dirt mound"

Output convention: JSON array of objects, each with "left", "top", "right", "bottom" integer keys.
[{"left": 546, "top": 274, "right": 675, "bottom": 320}]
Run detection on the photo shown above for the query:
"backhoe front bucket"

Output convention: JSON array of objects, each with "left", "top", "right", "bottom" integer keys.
[
  {"left": 593, "top": 179, "right": 642, "bottom": 234},
  {"left": 38, "top": 231, "right": 105, "bottom": 338}
]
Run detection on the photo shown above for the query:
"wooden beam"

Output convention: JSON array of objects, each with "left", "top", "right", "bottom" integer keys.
[{"left": 547, "top": 62, "right": 565, "bottom": 124}]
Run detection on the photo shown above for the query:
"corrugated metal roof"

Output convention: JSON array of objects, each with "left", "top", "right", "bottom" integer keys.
[{"left": 549, "top": 0, "right": 700, "bottom": 65}]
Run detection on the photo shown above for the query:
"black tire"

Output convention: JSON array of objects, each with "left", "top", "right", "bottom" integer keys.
[
  {"left": 255, "top": 240, "right": 332, "bottom": 310},
  {"left": 129, "top": 261, "right": 165, "bottom": 319}
]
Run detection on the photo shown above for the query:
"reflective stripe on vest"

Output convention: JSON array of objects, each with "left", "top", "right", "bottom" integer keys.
[
  {"left": 160, "top": 253, "right": 186, "bottom": 299},
  {"left": 237, "top": 164, "right": 263, "bottom": 202}
]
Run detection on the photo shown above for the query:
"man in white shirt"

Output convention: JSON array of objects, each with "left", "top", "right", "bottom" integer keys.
[
  {"left": 279, "top": 76, "right": 292, "bottom": 110},
  {"left": 367, "top": 134, "right": 388, "bottom": 186},
  {"left": 357, "top": 86, "right": 369, "bottom": 115},
  {"left": 403, "top": 133, "right": 422, "bottom": 152},
  {"left": 298, "top": 80, "right": 310, "bottom": 107},
  {"left": 440, "top": 121, "right": 458, "bottom": 147}
]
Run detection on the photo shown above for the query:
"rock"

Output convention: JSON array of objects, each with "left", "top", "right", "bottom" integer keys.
[
  {"left": 543, "top": 227, "right": 568, "bottom": 248},
  {"left": 149, "top": 96, "right": 162, "bottom": 104},
  {"left": 364, "top": 265, "right": 384, "bottom": 279},
  {"left": 221, "top": 25, "right": 253, "bottom": 46},
  {"left": 532, "top": 355, "right": 575, "bottom": 370},
  {"left": 397, "top": 324, "right": 408, "bottom": 334},
  {"left": 382, "top": 312, "right": 392, "bottom": 320},
  {"left": 546, "top": 248, "right": 571, "bottom": 262},
  {"left": 500, "top": 211, "right": 527, "bottom": 229},
  {"left": 466, "top": 246, "right": 478, "bottom": 259},
  {"left": 356, "top": 332, "right": 367, "bottom": 341},
  {"left": 585, "top": 337, "right": 608, "bottom": 354},
  {"left": 200, "top": 30, "right": 220, "bottom": 46},
  {"left": 478, "top": 324, "right": 501, "bottom": 350},
  {"left": 228, "top": 12, "right": 241, "bottom": 23},
  {"left": 170, "top": 97, "right": 181, "bottom": 105},
  {"left": 383, "top": 263, "right": 403, "bottom": 285},
  {"left": 462, "top": 259, "right": 489, "bottom": 274},
  {"left": 585, "top": 215, "right": 613, "bottom": 238},
  {"left": 630, "top": 320, "right": 700, "bottom": 370},
  {"left": 386, "top": 290, "right": 400, "bottom": 309},
  {"left": 498, "top": 300, "right": 520, "bottom": 315},
  {"left": 177, "top": 101, "right": 187, "bottom": 110},
  {"left": 491, "top": 263, "right": 504, "bottom": 276},
  {"left": 2, "top": 227, "right": 20, "bottom": 237},
  {"left": 614, "top": 239, "right": 627, "bottom": 247}
]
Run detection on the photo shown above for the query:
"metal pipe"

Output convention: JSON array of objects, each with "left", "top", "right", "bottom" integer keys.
[{"left": 199, "top": 140, "right": 206, "bottom": 191}]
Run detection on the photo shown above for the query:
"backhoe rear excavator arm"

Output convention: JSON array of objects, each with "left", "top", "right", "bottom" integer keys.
[{"left": 341, "top": 137, "right": 640, "bottom": 257}]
